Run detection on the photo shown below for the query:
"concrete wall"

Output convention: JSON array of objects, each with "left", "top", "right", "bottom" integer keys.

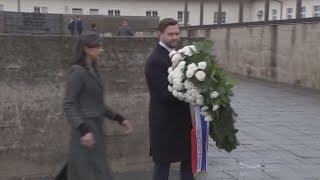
[
  {"left": 3, "top": 11, "right": 64, "bottom": 35},
  {"left": 0, "top": 11, "right": 3, "bottom": 33},
  {"left": 0, "top": 35, "right": 197, "bottom": 179},
  {"left": 186, "top": 22, "right": 320, "bottom": 89}
]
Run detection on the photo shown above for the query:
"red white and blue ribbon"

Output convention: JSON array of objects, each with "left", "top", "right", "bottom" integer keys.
[{"left": 191, "top": 106, "right": 209, "bottom": 173}]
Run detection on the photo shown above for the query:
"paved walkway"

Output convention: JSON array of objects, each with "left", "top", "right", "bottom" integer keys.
[
  {"left": 202, "top": 76, "right": 320, "bottom": 180},
  {"left": 16, "top": 76, "right": 320, "bottom": 180}
]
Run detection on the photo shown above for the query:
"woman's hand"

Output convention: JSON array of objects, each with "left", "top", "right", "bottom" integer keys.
[
  {"left": 81, "top": 132, "right": 96, "bottom": 148},
  {"left": 120, "top": 120, "right": 133, "bottom": 135}
]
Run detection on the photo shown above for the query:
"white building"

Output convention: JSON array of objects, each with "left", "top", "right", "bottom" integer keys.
[{"left": 0, "top": 0, "right": 319, "bottom": 25}]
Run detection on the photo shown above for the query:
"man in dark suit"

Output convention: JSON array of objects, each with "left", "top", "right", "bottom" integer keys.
[
  {"left": 144, "top": 18, "right": 194, "bottom": 180},
  {"left": 68, "top": 17, "right": 75, "bottom": 35},
  {"left": 76, "top": 16, "right": 83, "bottom": 35},
  {"left": 116, "top": 21, "right": 134, "bottom": 36}
]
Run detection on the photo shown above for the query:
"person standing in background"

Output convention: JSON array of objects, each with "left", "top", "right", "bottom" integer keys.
[
  {"left": 76, "top": 16, "right": 83, "bottom": 35},
  {"left": 68, "top": 17, "right": 76, "bottom": 35},
  {"left": 116, "top": 21, "right": 133, "bottom": 36}
]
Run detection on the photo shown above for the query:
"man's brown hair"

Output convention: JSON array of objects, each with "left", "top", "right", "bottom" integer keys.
[{"left": 158, "top": 18, "right": 179, "bottom": 33}]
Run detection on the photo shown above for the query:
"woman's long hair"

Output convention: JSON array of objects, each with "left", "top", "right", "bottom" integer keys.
[{"left": 72, "top": 32, "right": 103, "bottom": 68}]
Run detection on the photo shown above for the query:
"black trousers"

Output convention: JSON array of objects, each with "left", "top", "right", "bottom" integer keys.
[
  {"left": 153, "top": 160, "right": 194, "bottom": 180},
  {"left": 55, "top": 163, "right": 67, "bottom": 180}
]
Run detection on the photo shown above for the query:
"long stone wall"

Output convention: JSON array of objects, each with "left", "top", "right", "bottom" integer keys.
[
  {"left": 136, "top": 20, "right": 320, "bottom": 89},
  {"left": 0, "top": 12, "right": 4, "bottom": 34},
  {"left": 0, "top": 35, "right": 145, "bottom": 178},
  {"left": 203, "top": 22, "right": 320, "bottom": 89}
]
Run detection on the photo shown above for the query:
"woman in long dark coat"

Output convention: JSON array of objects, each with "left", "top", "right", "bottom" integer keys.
[{"left": 63, "top": 32, "right": 133, "bottom": 180}]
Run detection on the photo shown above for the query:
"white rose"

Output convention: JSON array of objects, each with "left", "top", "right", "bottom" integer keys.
[
  {"left": 184, "top": 80, "right": 194, "bottom": 90},
  {"left": 195, "top": 71, "right": 206, "bottom": 81},
  {"left": 171, "top": 53, "right": 183, "bottom": 66},
  {"left": 172, "top": 62, "right": 179, "bottom": 68},
  {"left": 187, "top": 63, "right": 198, "bottom": 72},
  {"left": 172, "top": 70, "right": 183, "bottom": 81},
  {"left": 169, "top": 50, "right": 177, "bottom": 58},
  {"left": 201, "top": 106, "right": 209, "bottom": 111},
  {"left": 184, "top": 90, "right": 197, "bottom": 103},
  {"left": 173, "top": 75, "right": 182, "bottom": 84},
  {"left": 183, "top": 46, "right": 194, "bottom": 56},
  {"left": 178, "top": 48, "right": 185, "bottom": 54},
  {"left": 198, "top": 62, "right": 207, "bottom": 70},
  {"left": 210, "top": 91, "right": 219, "bottom": 99},
  {"left": 196, "top": 98, "right": 204, "bottom": 105},
  {"left": 168, "top": 85, "right": 173, "bottom": 92},
  {"left": 197, "top": 94, "right": 204, "bottom": 101},
  {"left": 186, "top": 70, "right": 194, "bottom": 78},
  {"left": 183, "top": 90, "right": 191, "bottom": 102},
  {"left": 172, "top": 90, "right": 179, "bottom": 98},
  {"left": 168, "top": 67, "right": 173, "bottom": 74},
  {"left": 212, "top": 105, "right": 220, "bottom": 111},
  {"left": 185, "top": 96, "right": 194, "bottom": 103},
  {"left": 173, "top": 81, "right": 183, "bottom": 91},
  {"left": 168, "top": 73, "right": 174, "bottom": 84},
  {"left": 190, "top": 88, "right": 200, "bottom": 99},
  {"left": 205, "top": 115, "right": 213, "bottom": 122},
  {"left": 200, "top": 110, "right": 209, "bottom": 116},
  {"left": 188, "top": 45, "right": 197, "bottom": 53},
  {"left": 177, "top": 92, "right": 185, "bottom": 100},
  {"left": 186, "top": 63, "right": 198, "bottom": 79},
  {"left": 178, "top": 61, "right": 186, "bottom": 69}
]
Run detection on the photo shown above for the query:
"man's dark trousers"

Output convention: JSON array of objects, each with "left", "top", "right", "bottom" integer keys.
[{"left": 153, "top": 160, "right": 194, "bottom": 180}]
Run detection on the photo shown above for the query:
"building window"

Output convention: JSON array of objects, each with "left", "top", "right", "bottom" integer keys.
[
  {"left": 272, "top": 9, "right": 278, "bottom": 20},
  {"left": 301, "top": 7, "right": 306, "bottom": 18},
  {"left": 287, "top": 8, "right": 293, "bottom": 19},
  {"left": 214, "top": 12, "right": 226, "bottom": 24},
  {"left": 313, "top": 5, "right": 320, "bottom": 17},
  {"left": 108, "top": 10, "right": 120, "bottom": 16},
  {"left": 177, "top": 11, "right": 189, "bottom": 23},
  {"left": 146, "top": 10, "right": 158, "bottom": 17},
  {"left": 72, "top": 8, "right": 83, "bottom": 14},
  {"left": 34, "top": 6, "right": 40, "bottom": 13},
  {"left": 0, "top": 4, "right": 3, "bottom": 11},
  {"left": 115, "top": 10, "right": 120, "bottom": 16},
  {"left": 90, "top": 8, "right": 99, "bottom": 15},
  {"left": 178, "top": 11, "right": 183, "bottom": 22},
  {"left": 152, "top": 11, "right": 158, "bottom": 16},
  {"left": 257, "top": 10, "right": 264, "bottom": 21},
  {"left": 41, "top": 7, "right": 48, "bottom": 13},
  {"left": 34, "top": 6, "right": 48, "bottom": 13},
  {"left": 221, "top": 12, "right": 226, "bottom": 23}
]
